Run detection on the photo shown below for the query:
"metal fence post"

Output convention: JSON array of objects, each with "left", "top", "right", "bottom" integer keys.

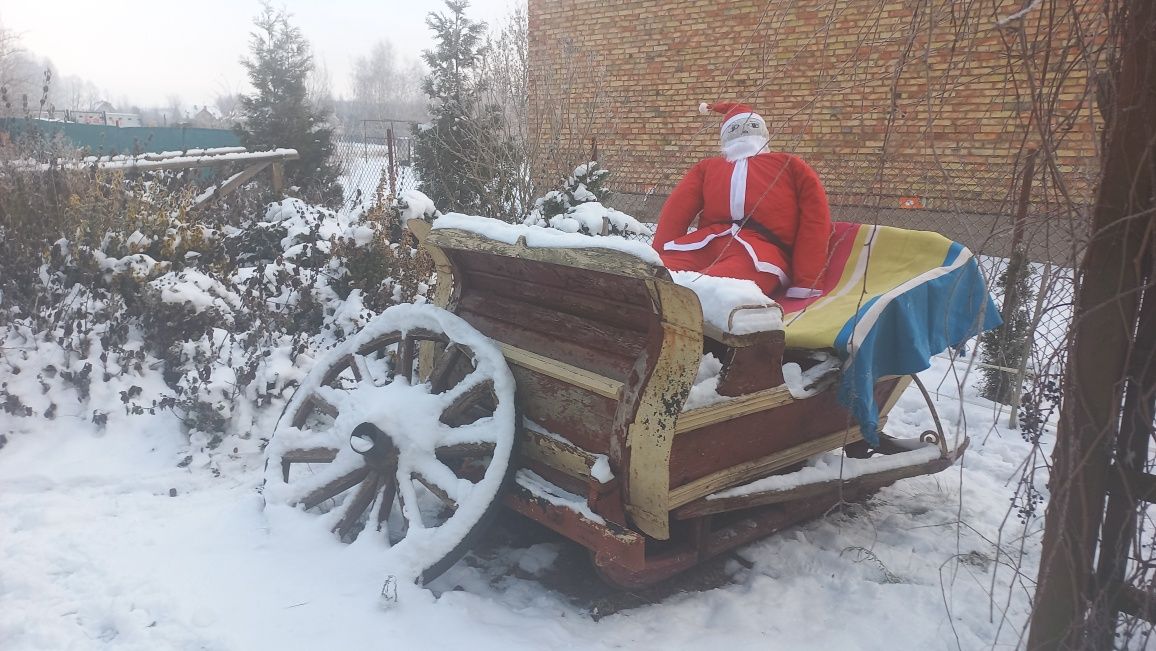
[{"left": 387, "top": 127, "right": 397, "bottom": 199}]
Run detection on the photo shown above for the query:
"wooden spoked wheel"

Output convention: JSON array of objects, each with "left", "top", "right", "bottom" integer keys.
[{"left": 264, "top": 304, "right": 517, "bottom": 584}]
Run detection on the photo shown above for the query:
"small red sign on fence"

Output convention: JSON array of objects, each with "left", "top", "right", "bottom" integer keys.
[{"left": 899, "top": 196, "right": 923, "bottom": 209}]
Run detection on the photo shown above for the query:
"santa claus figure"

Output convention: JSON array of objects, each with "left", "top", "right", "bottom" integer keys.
[{"left": 653, "top": 101, "right": 832, "bottom": 299}]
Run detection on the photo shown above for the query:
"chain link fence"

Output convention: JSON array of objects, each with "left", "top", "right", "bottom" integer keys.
[{"left": 331, "top": 125, "right": 419, "bottom": 214}]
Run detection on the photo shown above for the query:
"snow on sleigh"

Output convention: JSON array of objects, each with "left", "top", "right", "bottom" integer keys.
[{"left": 263, "top": 214, "right": 1000, "bottom": 589}]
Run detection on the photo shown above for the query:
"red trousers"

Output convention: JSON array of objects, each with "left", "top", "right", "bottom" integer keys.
[{"left": 660, "top": 237, "right": 783, "bottom": 296}]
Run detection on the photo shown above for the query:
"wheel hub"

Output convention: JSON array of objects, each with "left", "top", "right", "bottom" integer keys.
[{"left": 349, "top": 422, "right": 398, "bottom": 468}]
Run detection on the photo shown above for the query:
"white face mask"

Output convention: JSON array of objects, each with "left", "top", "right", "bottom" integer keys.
[
  {"left": 721, "top": 114, "right": 769, "bottom": 144},
  {"left": 720, "top": 113, "right": 770, "bottom": 161}
]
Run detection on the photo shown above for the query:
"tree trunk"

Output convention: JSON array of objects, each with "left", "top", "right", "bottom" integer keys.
[{"left": 1028, "top": 1, "right": 1156, "bottom": 648}]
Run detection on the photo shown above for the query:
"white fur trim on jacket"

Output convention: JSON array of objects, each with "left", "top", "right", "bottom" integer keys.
[{"left": 785, "top": 286, "right": 824, "bottom": 299}]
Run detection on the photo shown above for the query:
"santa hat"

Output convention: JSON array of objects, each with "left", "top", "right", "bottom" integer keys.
[{"left": 699, "top": 101, "right": 762, "bottom": 135}]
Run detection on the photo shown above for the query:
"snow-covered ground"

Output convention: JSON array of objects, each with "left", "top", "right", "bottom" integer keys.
[{"left": 0, "top": 350, "right": 1049, "bottom": 650}]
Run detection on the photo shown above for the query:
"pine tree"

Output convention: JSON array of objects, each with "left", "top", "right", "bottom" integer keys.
[
  {"left": 413, "top": 0, "right": 515, "bottom": 218},
  {"left": 523, "top": 162, "right": 646, "bottom": 237},
  {"left": 236, "top": 2, "right": 340, "bottom": 205},
  {"left": 530, "top": 162, "right": 612, "bottom": 222},
  {"left": 980, "top": 255, "right": 1034, "bottom": 404}
]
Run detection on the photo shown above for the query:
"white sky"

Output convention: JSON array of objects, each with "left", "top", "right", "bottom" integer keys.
[{"left": 1, "top": 0, "right": 520, "bottom": 109}]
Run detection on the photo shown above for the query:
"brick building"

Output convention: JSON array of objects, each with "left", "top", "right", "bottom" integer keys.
[{"left": 527, "top": 0, "right": 1104, "bottom": 259}]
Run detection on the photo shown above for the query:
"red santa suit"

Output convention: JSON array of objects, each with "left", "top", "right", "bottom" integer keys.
[{"left": 653, "top": 102, "right": 832, "bottom": 299}]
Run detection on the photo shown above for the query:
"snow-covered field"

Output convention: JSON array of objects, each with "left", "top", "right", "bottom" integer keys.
[
  {"left": 337, "top": 142, "right": 419, "bottom": 210},
  {"left": 0, "top": 351, "right": 1048, "bottom": 650}
]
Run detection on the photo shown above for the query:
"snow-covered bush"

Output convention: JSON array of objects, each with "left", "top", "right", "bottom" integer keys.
[
  {"left": 1, "top": 162, "right": 434, "bottom": 449},
  {"left": 523, "top": 162, "right": 646, "bottom": 237}
]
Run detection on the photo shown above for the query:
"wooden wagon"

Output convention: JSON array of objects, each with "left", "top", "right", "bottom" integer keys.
[{"left": 263, "top": 215, "right": 971, "bottom": 589}]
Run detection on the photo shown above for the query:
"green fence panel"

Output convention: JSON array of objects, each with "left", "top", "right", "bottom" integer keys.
[{"left": 1, "top": 118, "right": 240, "bottom": 155}]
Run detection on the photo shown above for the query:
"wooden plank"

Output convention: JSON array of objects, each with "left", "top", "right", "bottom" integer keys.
[
  {"left": 675, "top": 385, "right": 796, "bottom": 433},
  {"left": 464, "top": 268, "right": 654, "bottom": 332},
  {"left": 426, "top": 227, "right": 666, "bottom": 280},
  {"left": 458, "top": 291, "right": 645, "bottom": 362},
  {"left": 189, "top": 161, "right": 269, "bottom": 212},
  {"left": 271, "top": 161, "right": 285, "bottom": 193},
  {"left": 621, "top": 280, "right": 703, "bottom": 540},
  {"left": 510, "top": 366, "right": 620, "bottom": 454},
  {"left": 716, "top": 334, "right": 787, "bottom": 396},
  {"left": 668, "top": 424, "right": 875, "bottom": 509},
  {"left": 670, "top": 378, "right": 900, "bottom": 488},
  {"left": 503, "top": 481, "right": 646, "bottom": 571},
  {"left": 460, "top": 309, "right": 636, "bottom": 381},
  {"left": 64, "top": 148, "right": 300, "bottom": 173},
  {"left": 498, "top": 343, "right": 623, "bottom": 399},
  {"left": 408, "top": 218, "right": 459, "bottom": 380},
  {"left": 451, "top": 248, "right": 659, "bottom": 308},
  {"left": 407, "top": 218, "right": 460, "bottom": 310},
  {"left": 519, "top": 426, "right": 601, "bottom": 483},
  {"left": 879, "top": 374, "right": 913, "bottom": 418},
  {"left": 674, "top": 437, "right": 965, "bottom": 518}
]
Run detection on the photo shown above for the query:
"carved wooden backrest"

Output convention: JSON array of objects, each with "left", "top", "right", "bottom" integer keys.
[{"left": 411, "top": 220, "right": 701, "bottom": 539}]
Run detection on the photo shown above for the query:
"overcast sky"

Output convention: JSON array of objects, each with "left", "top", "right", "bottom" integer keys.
[{"left": 1, "top": 0, "right": 520, "bottom": 109}]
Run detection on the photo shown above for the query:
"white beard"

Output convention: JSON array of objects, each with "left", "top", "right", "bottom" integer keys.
[{"left": 722, "top": 135, "right": 770, "bottom": 162}]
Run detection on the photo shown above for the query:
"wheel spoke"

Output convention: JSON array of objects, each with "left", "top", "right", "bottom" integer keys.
[
  {"left": 414, "top": 473, "right": 458, "bottom": 511},
  {"left": 396, "top": 473, "right": 425, "bottom": 531},
  {"left": 435, "top": 440, "right": 497, "bottom": 462},
  {"left": 396, "top": 335, "right": 416, "bottom": 383},
  {"left": 295, "top": 464, "right": 371, "bottom": 510},
  {"left": 376, "top": 464, "right": 399, "bottom": 530},
  {"left": 358, "top": 334, "right": 401, "bottom": 357},
  {"left": 427, "top": 343, "right": 464, "bottom": 393},
  {"left": 413, "top": 460, "right": 471, "bottom": 506},
  {"left": 279, "top": 447, "right": 339, "bottom": 482},
  {"left": 350, "top": 354, "right": 376, "bottom": 385},
  {"left": 290, "top": 390, "right": 342, "bottom": 429},
  {"left": 319, "top": 355, "right": 356, "bottom": 388},
  {"left": 332, "top": 472, "right": 382, "bottom": 541},
  {"left": 441, "top": 378, "right": 495, "bottom": 426},
  {"left": 313, "top": 392, "right": 341, "bottom": 416}
]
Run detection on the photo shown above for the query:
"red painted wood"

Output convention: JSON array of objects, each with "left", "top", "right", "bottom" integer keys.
[
  {"left": 716, "top": 335, "right": 787, "bottom": 396},
  {"left": 509, "top": 367, "right": 620, "bottom": 454},
  {"left": 458, "top": 308, "right": 637, "bottom": 381},
  {"left": 458, "top": 292, "right": 646, "bottom": 362},
  {"left": 452, "top": 249, "right": 657, "bottom": 306},
  {"left": 668, "top": 378, "right": 899, "bottom": 488},
  {"left": 465, "top": 269, "right": 655, "bottom": 333}
]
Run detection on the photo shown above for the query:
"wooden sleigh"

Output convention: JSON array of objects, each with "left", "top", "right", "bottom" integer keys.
[{"left": 263, "top": 216, "right": 968, "bottom": 589}]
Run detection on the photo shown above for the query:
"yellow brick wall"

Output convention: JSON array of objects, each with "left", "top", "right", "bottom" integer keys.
[{"left": 528, "top": 0, "right": 1103, "bottom": 215}]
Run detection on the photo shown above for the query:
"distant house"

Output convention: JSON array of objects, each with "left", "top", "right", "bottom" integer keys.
[{"left": 192, "top": 106, "right": 220, "bottom": 129}]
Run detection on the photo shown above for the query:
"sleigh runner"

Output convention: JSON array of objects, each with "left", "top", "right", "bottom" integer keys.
[{"left": 264, "top": 213, "right": 998, "bottom": 589}]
